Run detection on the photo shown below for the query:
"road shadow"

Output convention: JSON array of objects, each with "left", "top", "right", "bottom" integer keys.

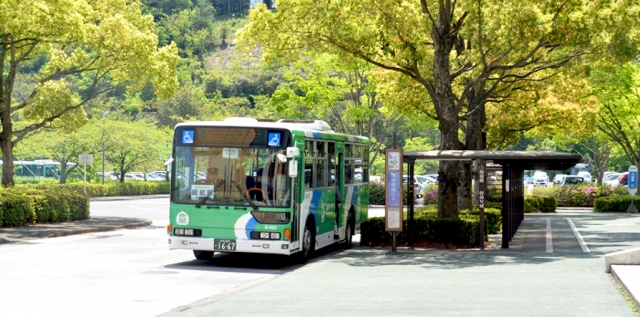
[{"left": 164, "top": 241, "right": 351, "bottom": 273}]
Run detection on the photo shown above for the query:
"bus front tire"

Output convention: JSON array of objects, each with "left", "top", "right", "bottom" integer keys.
[
  {"left": 193, "top": 250, "right": 214, "bottom": 260},
  {"left": 295, "top": 219, "right": 315, "bottom": 263}
]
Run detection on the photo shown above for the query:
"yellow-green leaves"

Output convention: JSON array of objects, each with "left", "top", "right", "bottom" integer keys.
[{"left": 22, "top": 80, "right": 88, "bottom": 132}]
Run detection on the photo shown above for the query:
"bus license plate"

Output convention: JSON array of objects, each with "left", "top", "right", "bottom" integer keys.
[{"left": 214, "top": 239, "right": 236, "bottom": 251}]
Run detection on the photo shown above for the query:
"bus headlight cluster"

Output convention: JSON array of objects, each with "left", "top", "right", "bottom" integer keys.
[
  {"left": 174, "top": 228, "right": 202, "bottom": 237},
  {"left": 251, "top": 231, "right": 281, "bottom": 240}
]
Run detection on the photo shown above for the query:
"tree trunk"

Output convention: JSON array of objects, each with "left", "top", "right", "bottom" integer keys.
[
  {"left": 458, "top": 161, "right": 473, "bottom": 210},
  {"left": 465, "top": 92, "right": 487, "bottom": 208},
  {"left": 0, "top": 129, "right": 14, "bottom": 186},
  {"left": 433, "top": 18, "right": 461, "bottom": 218}
]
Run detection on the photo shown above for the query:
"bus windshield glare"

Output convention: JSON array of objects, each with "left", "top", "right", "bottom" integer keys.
[{"left": 172, "top": 146, "right": 292, "bottom": 208}]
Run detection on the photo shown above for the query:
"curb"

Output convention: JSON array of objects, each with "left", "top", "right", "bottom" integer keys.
[
  {"left": 90, "top": 194, "right": 169, "bottom": 202},
  {"left": 0, "top": 217, "right": 152, "bottom": 244}
]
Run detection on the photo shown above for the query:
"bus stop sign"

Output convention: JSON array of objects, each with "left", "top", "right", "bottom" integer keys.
[{"left": 629, "top": 165, "right": 638, "bottom": 196}]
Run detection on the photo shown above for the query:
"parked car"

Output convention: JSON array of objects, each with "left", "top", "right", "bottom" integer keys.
[
  {"left": 602, "top": 172, "right": 621, "bottom": 186},
  {"left": 577, "top": 171, "right": 593, "bottom": 183},
  {"left": 145, "top": 173, "right": 165, "bottom": 181},
  {"left": 553, "top": 174, "right": 567, "bottom": 185},
  {"left": 533, "top": 171, "right": 549, "bottom": 187},
  {"left": 424, "top": 174, "right": 439, "bottom": 184},
  {"left": 560, "top": 175, "right": 584, "bottom": 186},
  {"left": 403, "top": 175, "right": 425, "bottom": 198},
  {"left": 610, "top": 172, "right": 629, "bottom": 187}
]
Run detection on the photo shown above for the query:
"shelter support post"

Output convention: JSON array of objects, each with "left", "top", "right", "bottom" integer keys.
[
  {"left": 408, "top": 160, "right": 415, "bottom": 247},
  {"left": 501, "top": 164, "right": 525, "bottom": 248}
]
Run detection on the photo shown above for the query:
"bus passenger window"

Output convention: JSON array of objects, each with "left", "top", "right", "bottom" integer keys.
[
  {"left": 304, "top": 159, "right": 313, "bottom": 188},
  {"left": 305, "top": 140, "right": 314, "bottom": 158},
  {"left": 316, "top": 159, "right": 326, "bottom": 187},
  {"left": 316, "top": 141, "right": 326, "bottom": 157},
  {"left": 345, "top": 160, "right": 353, "bottom": 184}
]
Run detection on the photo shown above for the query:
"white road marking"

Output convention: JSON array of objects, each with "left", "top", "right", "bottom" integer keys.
[
  {"left": 566, "top": 218, "right": 590, "bottom": 253},
  {"left": 546, "top": 218, "right": 553, "bottom": 253}
]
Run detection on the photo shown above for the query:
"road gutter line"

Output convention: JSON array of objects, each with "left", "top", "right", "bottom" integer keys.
[
  {"left": 566, "top": 218, "right": 590, "bottom": 253},
  {"left": 546, "top": 218, "right": 553, "bottom": 253}
]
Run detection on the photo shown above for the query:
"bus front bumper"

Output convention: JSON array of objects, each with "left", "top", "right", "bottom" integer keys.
[{"left": 168, "top": 236, "right": 297, "bottom": 255}]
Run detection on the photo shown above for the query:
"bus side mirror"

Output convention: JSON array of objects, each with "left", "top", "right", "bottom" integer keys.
[{"left": 288, "top": 160, "right": 298, "bottom": 178}]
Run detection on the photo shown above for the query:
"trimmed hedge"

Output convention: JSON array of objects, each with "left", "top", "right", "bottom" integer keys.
[
  {"left": 0, "top": 187, "right": 89, "bottom": 227},
  {"left": 594, "top": 195, "right": 640, "bottom": 212},
  {"left": 360, "top": 207, "right": 502, "bottom": 248},
  {"left": 25, "top": 181, "right": 170, "bottom": 197},
  {"left": 361, "top": 216, "right": 481, "bottom": 247},
  {"left": 524, "top": 196, "right": 556, "bottom": 213}
]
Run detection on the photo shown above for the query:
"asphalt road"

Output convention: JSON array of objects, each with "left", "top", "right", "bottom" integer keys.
[{"left": 1, "top": 198, "right": 639, "bottom": 317}]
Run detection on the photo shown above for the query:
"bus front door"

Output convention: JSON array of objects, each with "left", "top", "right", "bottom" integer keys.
[{"left": 334, "top": 153, "right": 343, "bottom": 239}]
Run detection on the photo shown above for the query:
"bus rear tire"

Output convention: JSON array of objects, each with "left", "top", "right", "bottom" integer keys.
[
  {"left": 295, "top": 219, "right": 315, "bottom": 263},
  {"left": 343, "top": 213, "right": 353, "bottom": 249},
  {"left": 193, "top": 250, "right": 214, "bottom": 260}
]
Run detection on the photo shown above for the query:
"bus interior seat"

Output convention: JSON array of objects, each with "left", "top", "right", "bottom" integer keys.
[
  {"left": 245, "top": 175, "right": 255, "bottom": 189},
  {"left": 247, "top": 188, "right": 266, "bottom": 202}
]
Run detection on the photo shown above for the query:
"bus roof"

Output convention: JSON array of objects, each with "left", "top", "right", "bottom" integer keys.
[{"left": 176, "top": 118, "right": 370, "bottom": 144}]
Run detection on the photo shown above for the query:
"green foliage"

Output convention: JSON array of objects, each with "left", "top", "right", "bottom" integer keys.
[
  {"left": 360, "top": 207, "right": 501, "bottom": 248},
  {"left": 360, "top": 216, "right": 480, "bottom": 248},
  {"left": 28, "top": 182, "right": 170, "bottom": 197},
  {"left": 0, "top": 187, "right": 89, "bottom": 227},
  {"left": 524, "top": 196, "right": 557, "bottom": 213},
  {"left": 594, "top": 195, "right": 640, "bottom": 212},
  {"left": 532, "top": 184, "right": 617, "bottom": 207},
  {"left": 1, "top": 0, "right": 180, "bottom": 185}
]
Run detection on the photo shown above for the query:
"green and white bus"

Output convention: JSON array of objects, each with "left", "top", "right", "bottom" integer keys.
[{"left": 167, "top": 117, "right": 370, "bottom": 262}]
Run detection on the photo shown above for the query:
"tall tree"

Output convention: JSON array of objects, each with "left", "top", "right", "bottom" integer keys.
[
  {"left": 268, "top": 54, "right": 401, "bottom": 167},
  {"left": 240, "top": 0, "right": 639, "bottom": 217},
  {"left": 1, "top": 0, "right": 180, "bottom": 186},
  {"left": 594, "top": 62, "right": 640, "bottom": 167}
]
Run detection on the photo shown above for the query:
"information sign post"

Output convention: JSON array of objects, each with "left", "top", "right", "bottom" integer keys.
[
  {"left": 627, "top": 165, "right": 638, "bottom": 213},
  {"left": 477, "top": 159, "right": 486, "bottom": 250},
  {"left": 79, "top": 154, "right": 94, "bottom": 194},
  {"left": 385, "top": 149, "right": 403, "bottom": 252}
]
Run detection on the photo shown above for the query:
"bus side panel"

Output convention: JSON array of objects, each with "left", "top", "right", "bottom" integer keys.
[
  {"left": 300, "top": 188, "right": 337, "bottom": 251},
  {"left": 344, "top": 183, "right": 369, "bottom": 227}
]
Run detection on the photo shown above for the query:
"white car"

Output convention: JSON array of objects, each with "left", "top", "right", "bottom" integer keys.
[
  {"left": 553, "top": 174, "right": 567, "bottom": 185},
  {"left": 533, "top": 171, "right": 549, "bottom": 187},
  {"left": 602, "top": 173, "right": 621, "bottom": 186},
  {"left": 577, "top": 171, "right": 593, "bottom": 183}
]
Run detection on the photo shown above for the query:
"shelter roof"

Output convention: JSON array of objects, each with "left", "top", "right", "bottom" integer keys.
[{"left": 402, "top": 150, "right": 581, "bottom": 170}]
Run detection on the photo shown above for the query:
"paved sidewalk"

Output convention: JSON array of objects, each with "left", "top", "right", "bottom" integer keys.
[{"left": 612, "top": 265, "right": 640, "bottom": 309}]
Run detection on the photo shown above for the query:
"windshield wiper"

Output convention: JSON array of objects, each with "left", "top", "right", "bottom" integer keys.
[
  {"left": 195, "top": 180, "right": 225, "bottom": 208},
  {"left": 230, "top": 180, "right": 258, "bottom": 210}
]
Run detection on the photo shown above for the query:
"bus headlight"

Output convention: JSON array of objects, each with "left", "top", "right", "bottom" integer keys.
[
  {"left": 270, "top": 232, "right": 280, "bottom": 240},
  {"left": 175, "top": 228, "right": 184, "bottom": 235},
  {"left": 260, "top": 232, "right": 270, "bottom": 239},
  {"left": 184, "top": 229, "right": 194, "bottom": 236}
]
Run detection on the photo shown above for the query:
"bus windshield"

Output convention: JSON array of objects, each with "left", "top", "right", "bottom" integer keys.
[{"left": 172, "top": 146, "right": 292, "bottom": 208}]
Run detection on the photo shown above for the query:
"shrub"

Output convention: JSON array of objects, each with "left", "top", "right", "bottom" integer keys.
[
  {"left": 0, "top": 187, "right": 90, "bottom": 227},
  {"left": 525, "top": 196, "right": 556, "bottom": 212},
  {"left": 422, "top": 184, "right": 438, "bottom": 206},
  {"left": 360, "top": 216, "right": 481, "bottom": 247},
  {"left": 367, "top": 182, "right": 415, "bottom": 206},
  {"left": 593, "top": 195, "right": 640, "bottom": 212},
  {"left": 361, "top": 207, "right": 502, "bottom": 248}
]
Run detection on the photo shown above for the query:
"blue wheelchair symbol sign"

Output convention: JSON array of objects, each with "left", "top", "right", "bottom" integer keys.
[
  {"left": 182, "top": 130, "right": 194, "bottom": 144},
  {"left": 268, "top": 132, "right": 281, "bottom": 147}
]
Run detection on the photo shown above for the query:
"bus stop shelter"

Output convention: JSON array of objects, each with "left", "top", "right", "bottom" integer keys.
[{"left": 402, "top": 150, "right": 582, "bottom": 248}]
